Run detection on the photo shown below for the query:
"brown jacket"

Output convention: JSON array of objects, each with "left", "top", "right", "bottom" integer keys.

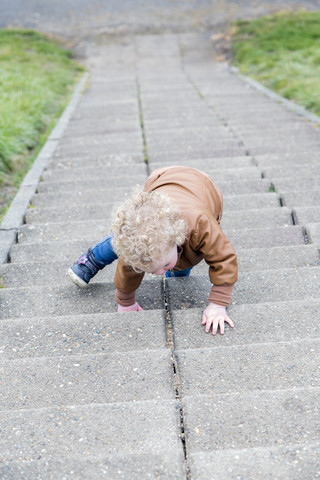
[{"left": 115, "top": 166, "right": 238, "bottom": 307}]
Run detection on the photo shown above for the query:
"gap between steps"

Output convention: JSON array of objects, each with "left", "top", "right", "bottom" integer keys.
[
  {"left": 135, "top": 71, "right": 191, "bottom": 478},
  {"left": 135, "top": 76, "right": 151, "bottom": 177},
  {"left": 163, "top": 278, "right": 192, "bottom": 480}
]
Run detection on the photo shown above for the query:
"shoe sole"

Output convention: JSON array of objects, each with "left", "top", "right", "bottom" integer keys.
[{"left": 67, "top": 268, "right": 89, "bottom": 288}]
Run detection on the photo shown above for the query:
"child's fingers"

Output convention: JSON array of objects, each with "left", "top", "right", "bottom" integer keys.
[
  {"left": 211, "top": 318, "right": 220, "bottom": 335},
  {"left": 217, "top": 315, "right": 234, "bottom": 335},
  {"left": 213, "top": 315, "right": 228, "bottom": 335},
  {"left": 201, "top": 312, "right": 208, "bottom": 325},
  {"left": 203, "top": 314, "right": 213, "bottom": 333},
  {"left": 225, "top": 315, "right": 234, "bottom": 328},
  {"left": 218, "top": 317, "right": 225, "bottom": 335}
]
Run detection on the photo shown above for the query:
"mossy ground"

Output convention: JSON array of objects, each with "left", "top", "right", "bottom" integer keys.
[
  {"left": 0, "top": 29, "right": 84, "bottom": 218},
  {"left": 231, "top": 10, "right": 320, "bottom": 116}
]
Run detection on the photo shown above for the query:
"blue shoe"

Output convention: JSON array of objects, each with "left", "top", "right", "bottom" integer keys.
[
  {"left": 165, "top": 267, "right": 193, "bottom": 278},
  {"left": 68, "top": 248, "right": 105, "bottom": 288}
]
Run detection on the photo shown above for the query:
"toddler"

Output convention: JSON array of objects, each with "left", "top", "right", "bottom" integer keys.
[{"left": 68, "top": 166, "right": 238, "bottom": 335}]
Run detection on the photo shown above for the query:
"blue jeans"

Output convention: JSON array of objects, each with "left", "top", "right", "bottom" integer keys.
[{"left": 92, "top": 235, "right": 118, "bottom": 265}]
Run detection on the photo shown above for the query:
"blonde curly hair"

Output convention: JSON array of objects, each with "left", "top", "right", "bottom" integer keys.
[{"left": 110, "top": 187, "right": 187, "bottom": 271}]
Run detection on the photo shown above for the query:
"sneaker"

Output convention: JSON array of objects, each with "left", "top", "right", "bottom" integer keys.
[{"left": 68, "top": 248, "right": 105, "bottom": 288}]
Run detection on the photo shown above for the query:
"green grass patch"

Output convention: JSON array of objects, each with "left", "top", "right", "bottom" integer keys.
[
  {"left": 231, "top": 10, "right": 320, "bottom": 116},
  {"left": 0, "top": 29, "right": 84, "bottom": 218}
]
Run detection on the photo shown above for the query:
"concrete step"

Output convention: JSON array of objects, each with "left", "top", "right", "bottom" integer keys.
[
  {"left": 0, "top": 279, "right": 163, "bottom": 319},
  {"left": 242, "top": 137, "right": 320, "bottom": 150},
  {"left": 145, "top": 129, "right": 233, "bottom": 143},
  {"left": 227, "top": 122, "right": 313, "bottom": 134},
  {"left": 66, "top": 119, "right": 141, "bottom": 136},
  {"left": 31, "top": 187, "right": 132, "bottom": 207},
  {"left": 175, "top": 339, "right": 320, "bottom": 397},
  {"left": 46, "top": 157, "right": 147, "bottom": 171},
  {"left": 46, "top": 161, "right": 147, "bottom": 174},
  {"left": 183, "top": 388, "right": 319, "bottom": 454},
  {"left": 223, "top": 192, "right": 280, "bottom": 209},
  {"left": 306, "top": 223, "right": 320, "bottom": 245},
  {"left": 254, "top": 151, "right": 320, "bottom": 167},
  {"left": 48, "top": 155, "right": 254, "bottom": 172},
  {"left": 18, "top": 220, "right": 113, "bottom": 244},
  {"left": 24, "top": 204, "right": 292, "bottom": 227},
  {"left": 1, "top": 399, "right": 183, "bottom": 468},
  {"left": 0, "top": 310, "right": 167, "bottom": 359},
  {"left": 35, "top": 178, "right": 271, "bottom": 195},
  {"left": 73, "top": 105, "right": 139, "bottom": 120},
  {"left": 30, "top": 190, "right": 279, "bottom": 210},
  {"left": 146, "top": 139, "right": 242, "bottom": 152},
  {"left": 248, "top": 143, "right": 320, "bottom": 156},
  {"left": 57, "top": 133, "right": 143, "bottom": 150},
  {"left": 221, "top": 206, "right": 292, "bottom": 229},
  {"left": 70, "top": 102, "right": 140, "bottom": 118},
  {"left": 188, "top": 443, "right": 320, "bottom": 480},
  {"left": 222, "top": 110, "right": 310, "bottom": 122},
  {"left": 148, "top": 155, "right": 254, "bottom": 167},
  {"left": 147, "top": 145, "right": 246, "bottom": 159},
  {"left": 2, "top": 266, "right": 320, "bottom": 320},
  {"left": 282, "top": 190, "right": 320, "bottom": 207},
  {"left": 143, "top": 123, "right": 230, "bottom": 134},
  {"left": 16, "top": 219, "right": 301, "bottom": 247},
  {"left": 196, "top": 441, "right": 320, "bottom": 480},
  {"left": 52, "top": 151, "right": 143, "bottom": 165},
  {"left": 31, "top": 186, "right": 274, "bottom": 210},
  {"left": 10, "top": 224, "right": 304, "bottom": 264},
  {"left": 262, "top": 163, "right": 320, "bottom": 180},
  {"left": 272, "top": 176, "right": 320, "bottom": 193},
  {"left": 198, "top": 244, "right": 319, "bottom": 273},
  {"left": 35, "top": 176, "right": 146, "bottom": 195},
  {"left": 219, "top": 113, "right": 303, "bottom": 125},
  {"left": 165, "top": 266, "right": 320, "bottom": 308},
  {"left": 1, "top": 349, "right": 175, "bottom": 410},
  {"left": 41, "top": 169, "right": 147, "bottom": 184},
  {"left": 40, "top": 165, "right": 262, "bottom": 184},
  {"left": 144, "top": 118, "right": 223, "bottom": 129},
  {"left": 2, "top": 240, "right": 313, "bottom": 288},
  {"left": 42, "top": 164, "right": 148, "bottom": 184},
  {"left": 0, "top": 452, "right": 186, "bottom": 480},
  {"left": 55, "top": 142, "right": 144, "bottom": 158},
  {"left": 171, "top": 299, "right": 320, "bottom": 349},
  {"left": 293, "top": 206, "right": 320, "bottom": 225}
]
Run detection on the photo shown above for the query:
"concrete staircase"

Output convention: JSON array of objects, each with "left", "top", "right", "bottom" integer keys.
[{"left": 1, "top": 33, "right": 319, "bottom": 479}]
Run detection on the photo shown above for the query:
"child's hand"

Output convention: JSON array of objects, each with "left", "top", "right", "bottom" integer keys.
[
  {"left": 117, "top": 302, "right": 144, "bottom": 312},
  {"left": 202, "top": 302, "right": 234, "bottom": 335}
]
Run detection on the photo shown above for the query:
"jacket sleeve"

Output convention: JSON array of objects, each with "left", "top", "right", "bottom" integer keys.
[
  {"left": 114, "top": 257, "right": 145, "bottom": 306},
  {"left": 190, "top": 212, "right": 238, "bottom": 306}
]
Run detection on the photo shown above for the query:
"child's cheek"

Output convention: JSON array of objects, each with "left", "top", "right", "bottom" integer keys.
[{"left": 168, "top": 259, "right": 177, "bottom": 270}]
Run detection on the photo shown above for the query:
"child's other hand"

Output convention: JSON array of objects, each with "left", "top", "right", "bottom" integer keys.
[
  {"left": 117, "top": 302, "right": 144, "bottom": 312},
  {"left": 202, "top": 302, "right": 234, "bottom": 335}
]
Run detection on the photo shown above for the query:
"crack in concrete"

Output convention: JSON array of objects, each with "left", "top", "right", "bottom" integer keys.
[
  {"left": 162, "top": 278, "right": 192, "bottom": 480},
  {"left": 135, "top": 58, "right": 191, "bottom": 477},
  {"left": 135, "top": 76, "right": 150, "bottom": 175}
]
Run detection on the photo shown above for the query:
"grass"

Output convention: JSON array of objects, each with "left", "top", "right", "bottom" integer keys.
[
  {"left": 0, "top": 29, "right": 84, "bottom": 218},
  {"left": 231, "top": 10, "right": 320, "bottom": 116}
]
